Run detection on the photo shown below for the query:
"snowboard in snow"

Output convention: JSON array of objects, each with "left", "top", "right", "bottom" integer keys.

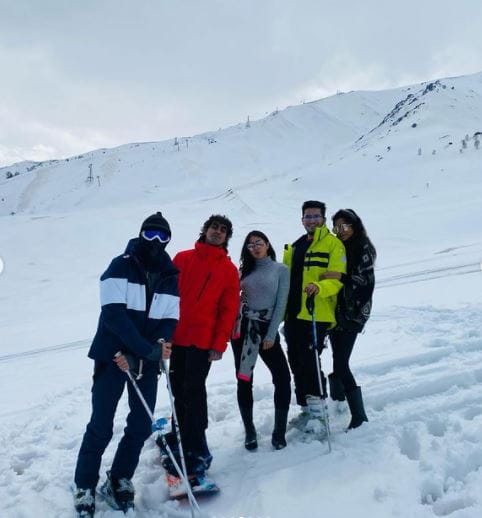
[{"left": 165, "top": 472, "right": 220, "bottom": 500}]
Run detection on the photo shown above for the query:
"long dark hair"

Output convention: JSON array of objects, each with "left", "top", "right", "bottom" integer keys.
[
  {"left": 239, "top": 230, "right": 276, "bottom": 279},
  {"left": 332, "top": 209, "right": 377, "bottom": 260}
]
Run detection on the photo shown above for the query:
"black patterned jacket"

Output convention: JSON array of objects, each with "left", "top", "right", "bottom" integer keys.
[{"left": 335, "top": 237, "right": 375, "bottom": 332}]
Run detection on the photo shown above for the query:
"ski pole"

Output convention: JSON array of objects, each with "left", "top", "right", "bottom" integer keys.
[
  {"left": 114, "top": 353, "right": 201, "bottom": 516},
  {"left": 159, "top": 356, "right": 199, "bottom": 505},
  {"left": 306, "top": 295, "right": 332, "bottom": 453}
]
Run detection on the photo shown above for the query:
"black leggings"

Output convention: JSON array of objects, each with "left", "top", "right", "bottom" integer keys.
[
  {"left": 231, "top": 319, "right": 291, "bottom": 411},
  {"left": 329, "top": 328, "right": 358, "bottom": 393}
]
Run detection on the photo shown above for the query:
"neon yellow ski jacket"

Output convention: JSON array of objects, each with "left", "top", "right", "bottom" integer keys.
[{"left": 283, "top": 225, "right": 346, "bottom": 326}]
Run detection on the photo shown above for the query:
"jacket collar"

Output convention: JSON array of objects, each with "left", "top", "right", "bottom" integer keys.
[
  {"left": 195, "top": 240, "right": 228, "bottom": 259},
  {"left": 293, "top": 224, "right": 329, "bottom": 247},
  {"left": 312, "top": 224, "right": 329, "bottom": 242}
]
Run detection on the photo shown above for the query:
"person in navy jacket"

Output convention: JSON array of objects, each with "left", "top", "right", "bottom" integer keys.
[{"left": 73, "top": 212, "right": 179, "bottom": 516}]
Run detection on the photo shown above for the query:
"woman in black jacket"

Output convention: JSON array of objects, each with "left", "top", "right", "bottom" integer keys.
[{"left": 323, "top": 209, "right": 376, "bottom": 429}]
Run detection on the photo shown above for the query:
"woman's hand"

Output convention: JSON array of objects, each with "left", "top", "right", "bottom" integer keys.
[
  {"left": 262, "top": 339, "right": 274, "bottom": 350},
  {"left": 319, "top": 271, "right": 342, "bottom": 280}
]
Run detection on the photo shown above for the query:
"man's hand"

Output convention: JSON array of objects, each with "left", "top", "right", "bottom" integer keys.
[
  {"left": 162, "top": 341, "right": 172, "bottom": 359},
  {"left": 208, "top": 349, "right": 223, "bottom": 362},
  {"left": 113, "top": 353, "right": 130, "bottom": 372},
  {"left": 262, "top": 339, "right": 274, "bottom": 350},
  {"left": 304, "top": 283, "right": 319, "bottom": 296}
]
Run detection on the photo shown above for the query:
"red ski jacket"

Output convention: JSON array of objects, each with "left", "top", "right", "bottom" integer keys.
[{"left": 172, "top": 241, "right": 240, "bottom": 352}]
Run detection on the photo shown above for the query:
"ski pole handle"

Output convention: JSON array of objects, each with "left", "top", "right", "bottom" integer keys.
[
  {"left": 306, "top": 293, "right": 315, "bottom": 315},
  {"left": 113, "top": 351, "right": 130, "bottom": 372}
]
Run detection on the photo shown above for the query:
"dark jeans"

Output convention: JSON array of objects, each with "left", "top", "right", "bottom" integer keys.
[
  {"left": 329, "top": 328, "right": 358, "bottom": 393},
  {"left": 231, "top": 319, "right": 291, "bottom": 411},
  {"left": 74, "top": 360, "right": 158, "bottom": 489},
  {"left": 169, "top": 345, "right": 212, "bottom": 460},
  {"left": 284, "top": 318, "right": 329, "bottom": 406}
]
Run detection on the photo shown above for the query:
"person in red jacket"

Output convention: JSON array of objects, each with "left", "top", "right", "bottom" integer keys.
[{"left": 164, "top": 214, "right": 239, "bottom": 483}]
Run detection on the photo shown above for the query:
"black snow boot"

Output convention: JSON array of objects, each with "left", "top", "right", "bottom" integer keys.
[
  {"left": 271, "top": 408, "right": 288, "bottom": 450},
  {"left": 346, "top": 386, "right": 368, "bottom": 430},
  {"left": 239, "top": 406, "right": 257, "bottom": 450},
  {"left": 328, "top": 373, "right": 346, "bottom": 402}
]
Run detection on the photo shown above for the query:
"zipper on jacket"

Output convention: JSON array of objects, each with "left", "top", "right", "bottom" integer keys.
[{"left": 197, "top": 273, "right": 211, "bottom": 301}]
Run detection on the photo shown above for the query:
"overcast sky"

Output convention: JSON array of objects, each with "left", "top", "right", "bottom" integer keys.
[{"left": 1, "top": 0, "right": 482, "bottom": 167}]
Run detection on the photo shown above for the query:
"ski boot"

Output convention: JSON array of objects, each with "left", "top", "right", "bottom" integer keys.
[
  {"left": 288, "top": 405, "right": 310, "bottom": 430},
  {"left": 100, "top": 470, "right": 135, "bottom": 513},
  {"left": 73, "top": 487, "right": 95, "bottom": 518},
  {"left": 304, "top": 395, "right": 328, "bottom": 437}
]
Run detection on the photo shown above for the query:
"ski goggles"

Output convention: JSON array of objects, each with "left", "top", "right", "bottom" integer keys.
[{"left": 141, "top": 229, "right": 171, "bottom": 243}]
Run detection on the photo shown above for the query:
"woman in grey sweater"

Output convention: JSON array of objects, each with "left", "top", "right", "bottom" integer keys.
[{"left": 231, "top": 230, "right": 291, "bottom": 450}]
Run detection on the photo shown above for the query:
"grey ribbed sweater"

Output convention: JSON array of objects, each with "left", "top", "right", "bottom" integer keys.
[{"left": 240, "top": 257, "right": 290, "bottom": 341}]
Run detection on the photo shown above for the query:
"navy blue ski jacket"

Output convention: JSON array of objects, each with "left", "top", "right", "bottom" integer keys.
[{"left": 88, "top": 238, "right": 179, "bottom": 362}]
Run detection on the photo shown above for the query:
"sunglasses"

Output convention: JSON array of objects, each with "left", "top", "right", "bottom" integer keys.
[
  {"left": 141, "top": 229, "right": 171, "bottom": 243},
  {"left": 246, "top": 239, "right": 266, "bottom": 250},
  {"left": 210, "top": 222, "right": 228, "bottom": 233},
  {"left": 302, "top": 214, "right": 323, "bottom": 221},
  {"left": 333, "top": 223, "right": 352, "bottom": 233}
]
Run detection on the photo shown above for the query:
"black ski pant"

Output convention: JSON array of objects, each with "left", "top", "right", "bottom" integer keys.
[
  {"left": 284, "top": 318, "right": 329, "bottom": 406},
  {"left": 169, "top": 345, "right": 212, "bottom": 462},
  {"left": 231, "top": 318, "right": 291, "bottom": 412},
  {"left": 75, "top": 360, "right": 158, "bottom": 490},
  {"left": 329, "top": 328, "right": 358, "bottom": 393}
]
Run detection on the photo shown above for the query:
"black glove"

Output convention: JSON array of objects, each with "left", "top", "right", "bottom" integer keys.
[
  {"left": 124, "top": 353, "right": 140, "bottom": 372},
  {"left": 145, "top": 344, "right": 162, "bottom": 362}
]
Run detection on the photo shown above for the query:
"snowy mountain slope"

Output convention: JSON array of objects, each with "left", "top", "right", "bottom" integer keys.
[
  {"left": 1, "top": 73, "right": 481, "bottom": 218},
  {"left": 0, "top": 71, "right": 482, "bottom": 517}
]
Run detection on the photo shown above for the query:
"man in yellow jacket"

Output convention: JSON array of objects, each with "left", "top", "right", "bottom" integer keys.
[{"left": 283, "top": 200, "right": 346, "bottom": 433}]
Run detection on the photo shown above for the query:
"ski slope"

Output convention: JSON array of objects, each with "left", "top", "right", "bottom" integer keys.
[{"left": 0, "top": 71, "right": 482, "bottom": 517}]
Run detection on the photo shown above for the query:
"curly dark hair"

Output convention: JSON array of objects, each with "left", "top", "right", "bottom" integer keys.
[
  {"left": 198, "top": 214, "right": 233, "bottom": 249},
  {"left": 239, "top": 230, "right": 276, "bottom": 279}
]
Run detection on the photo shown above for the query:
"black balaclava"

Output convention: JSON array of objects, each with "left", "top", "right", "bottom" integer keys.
[{"left": 137, "top": 212, "right": 171, "bottom": 270}]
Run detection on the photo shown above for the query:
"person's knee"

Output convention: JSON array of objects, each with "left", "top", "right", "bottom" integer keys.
[
  {"left": 85, "top": 421, "right": 114, "bottom": 448},
  {"left": 273, "top": 367, "right": 291, "bottom": 387},
  {"left": 184, "top": 377, "right": 207, "bottom": 399},
  {"left": 334, "top": 361, "right": 350, "bottom": 377},
  {"left": 126, "top": 419, "right": 152, "bottom": 443}
]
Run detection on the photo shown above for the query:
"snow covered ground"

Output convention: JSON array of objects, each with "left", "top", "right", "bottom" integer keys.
[{"left": 0, "top": 72, "right": 481, "bottom": 517}]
